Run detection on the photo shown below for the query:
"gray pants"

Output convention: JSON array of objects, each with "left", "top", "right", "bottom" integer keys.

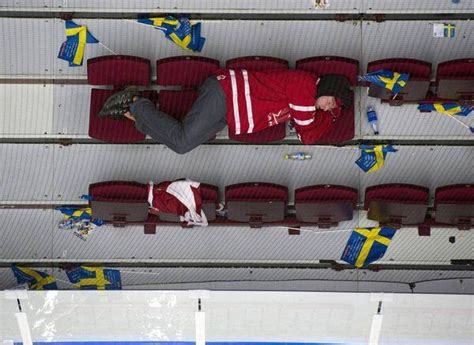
[{"left": 130, "top": 76, "right": 227, "bottom": 154}]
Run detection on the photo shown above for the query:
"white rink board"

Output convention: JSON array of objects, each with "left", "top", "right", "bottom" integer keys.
[{"left": 0, "top": 291, "right": 472, "bottom": 344}]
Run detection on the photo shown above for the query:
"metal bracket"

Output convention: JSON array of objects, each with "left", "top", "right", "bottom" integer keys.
[
  {"left": 144, "top": 223, "right": 156, "bottom": 234},
  {"left": 288, "top": 226, "right": 301, "bottom": 235},
  {"left": 59, "top": 12, "right": 74, "bottom": 21},
  {"left": 374, "top": 14, "right": 386, "bottom": 23},
  {"left": 456, "top": 217, "right": 472, "bottom": 231},
  {"left": 59, "top": 138, "right": 73, "bottom": 147},
  {"left": 418, "top": 224, "right": 431, "bottom": 236},
  {"left": 112, "top": 215, "right": 127, "bottom": 228},
  {"left": 249, "top": 215, "right": 263, "bottom": 228},
  {"left": 335, "top": 14, "right": 348, "bottom": 22},
  {"left": 317, "top": 217, "right": 335, "bottom": 229}
]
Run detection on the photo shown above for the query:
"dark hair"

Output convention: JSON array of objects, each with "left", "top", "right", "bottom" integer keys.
[{"left": 317, "top": 74, "right": 352, "bottom": 108}]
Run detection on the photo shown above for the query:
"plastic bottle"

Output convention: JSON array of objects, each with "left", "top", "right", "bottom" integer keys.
[
  {"left": 366, "top": 106, "right": 380, "bottom": 135},
  {"left": 284, "top": 152, "right": 312, "bottom": 160}
]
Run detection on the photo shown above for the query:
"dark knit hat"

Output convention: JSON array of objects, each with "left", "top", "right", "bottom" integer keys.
[{"left": 317, "top": 74, "right": 352, "bottom": 108}]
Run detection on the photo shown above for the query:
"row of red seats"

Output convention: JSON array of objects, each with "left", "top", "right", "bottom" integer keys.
[
  {"left": 88, "top": 181, "right": 473, "bottom": 235},
  {"left": 366, "top": 58, "right": 474, "bottom": 105},
  {"left": 88, "top": 55, "right": 473, "bottom": 144},
  {"left": 88, "top": 55, "right": 359, "bottom": 144}
]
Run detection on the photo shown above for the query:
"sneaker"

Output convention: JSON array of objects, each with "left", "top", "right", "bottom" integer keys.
[{"left": 99, "top": 86, "right": 140, "bottom": 117}]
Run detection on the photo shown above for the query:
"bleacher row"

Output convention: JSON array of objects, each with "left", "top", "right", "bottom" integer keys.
[
  {"left": 88, "top": 55, "right": 474, "bottom": 144},
  {"left": 88, "top": 181, "right": 474, "bottom": 235}
]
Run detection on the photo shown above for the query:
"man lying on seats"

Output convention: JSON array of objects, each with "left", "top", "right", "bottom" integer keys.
[{"left": 99, "top": 69, "right": 351, "bottom": 154}]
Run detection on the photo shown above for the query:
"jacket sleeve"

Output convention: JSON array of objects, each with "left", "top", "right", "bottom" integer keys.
[
  {"left": 286, "top": 74, "right": 334, "bottom": 144},
  {"left": 294, "top": 111, "right": 335, "bottom": 144}
]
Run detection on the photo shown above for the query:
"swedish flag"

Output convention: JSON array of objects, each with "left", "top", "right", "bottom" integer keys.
[
  {"left": 66, "top": 266, "right": 122, "bottom": 290},
  {"left": 137, "top": 16, "right": 205, "bottom": 52},
  {"left": 418, "top": 103, "right": 472, "bottom": 117},
  {"left": 58, "top": 206, "right": 92, "bottom": 220},
  {"left": 57, "top": 206, "right": 105, "bottom": 226},
  {"left": 58, "top": 20, "right": 99, "bottom": 67},
  {"left": 341, "top": 227, "right": 397, "bottom": 268},
  {"left": 359, "top": 70, "right": 410, "bottom": 94},
  {"left": 355, "top": 144, "right": 397, "bottom": 173},
  {"left": 137, "top": 17, "right": 180, "bottom": 32},
  {"left": 443, "top": 23, "right": 456, "bottom": 38},
  {"left": 12, "top": 266, "right": 57, "bottom": 290}
]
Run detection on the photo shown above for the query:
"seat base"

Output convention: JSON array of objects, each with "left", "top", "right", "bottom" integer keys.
[
  {"left": 295, "top": 202, "right": 354, "bottom": 226},
  {"left": 367, "top": 200, "right": 428, "bottom": 226},
  {"left": 89, "top": 89, "right": 152, "bottom": 143},
  {"left": 369, "top": 80, "right": 430, "bottom": 102},
  {"left": 227, "top": 201, "right": 286, "bottom": 223}
]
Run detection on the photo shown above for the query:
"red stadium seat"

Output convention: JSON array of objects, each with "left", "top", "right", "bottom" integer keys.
[
  {"left": 364, "top": 184, "right": 430, "bottom": 226},
  {"left": 88, "top": 181, "right": 149, "bottom": 224},
  {"left": 366, "top": 58, "right": 432, "bottom": 102},
  {"left": 87, "top": 55, "right": 152, "bottom": 143},
  {"left": 295, "top": 185, "right": 358, "bottom": 226},
  {"left": 226, "top": 56, "right": 289, "bottom": 71},
  {"left": 89, "top": 89, "right": 146, "bottom": 143},
  {"left": 158, "top": 90, "right": 199, "bottom": 120},
  {"left": 296, "top": 56, "right": 359, "bottom": 86},
  {"left": 225, "top": 183, "right": 288, "bottom": 226},
  {"left": 229, "top": 126, "right": 286, "bottom": 143},
  {"left": 155, "top": 183, "right": 220, "bottom": 222},
  {"left": 87, "top": 55, "right": 151, "bottom": 86},
  {"left": 225, "top": 56, "right": 288, "bottom": 143},
  {"left": 435, "top": 184, "right": 474, "bottom": 229},
  {"left": 157, "top": 56, "right": 220, "bottom": 87},
  {"left": 436, "top": 58, "right": 474, "bottom": 101}
]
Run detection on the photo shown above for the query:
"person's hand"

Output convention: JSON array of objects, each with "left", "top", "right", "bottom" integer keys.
[{"left": 123, "top": 111, "right": 136, "bottom": 122}]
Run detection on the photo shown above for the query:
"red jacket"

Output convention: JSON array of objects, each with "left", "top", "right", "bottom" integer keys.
[{"left": 214, "top": 69, "right": 339, "bottom": 144}]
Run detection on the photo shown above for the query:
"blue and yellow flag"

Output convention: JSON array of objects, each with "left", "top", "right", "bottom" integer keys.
[
  {"left": 137, "top": 16, "right": 205, "bottom": 52},
  {"left": 355, "top": 144, "right": 397, "bottom": 173},
  {"left": 341, "top": 227, "right": 397, "bottom": 268},
  {"left": 443, "top": 23, "right": 456, "bottom": 38},
  {"left": 58, "top": 20, "right": 99, "bottom": 67},
  {"left": 12, "top": 266, "right": 57, "bottom": 290},
  {"left": 418, "top": 103, "right": 472, "bottom": 117},
  {"left": 66, "top": 266, "right": 122, "bottom": 290},
  {"left": 359, "top": 70, "right": 410, "bottom": 93},
  {"left": 57, "top": 206, "right": 105, "bottom": 226}
]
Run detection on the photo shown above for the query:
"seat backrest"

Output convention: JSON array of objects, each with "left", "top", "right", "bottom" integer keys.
[
  {"left": 367, "top": 58, "right": 432, "bottom": 79},
  {"left": 89, "top": 181, "right": 148, "bottom": 201},
  {"left": 434, "top": 184, "right": 474, "bottom": 228},
  {"left": 225, "top": 182, "right": 288, "bottom": 201},
  {"left": 296, "top": 56, "right": 359, "bottom": 86},
  {"left": 200, "top": 183, "right": 220, "bottom": 204},
  {"left": 435, "top": 184, "right": 474, "bottom": 207},
  {"left": 295, "top": 185, "right": 358, "bottom": 225},
  {"left": 436, "top": 58, "right": 474, "bottom": 81},
  {"left": 296, "top": 185, "right": 358, "bottom": 206},
  {"left": 88, "top": 181, "right": 149, "bottom": 222},
  {"left": 87, "top": 55, "right": 151, "bottom": 86},
  {"left": 226, "top": 56, "right": 289, "bottom": 71},
  {"left": 364, "top": 184, "right": 429, "bottom": 225},
  {"left": 364, "top": 183, "right": 429, "bottom": 209},
  {"left": 157, "top": 56, "right": 220, "bottom": 86},
  {"left": 225, "top": 182, "right": 288, "bottom": 223}
]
